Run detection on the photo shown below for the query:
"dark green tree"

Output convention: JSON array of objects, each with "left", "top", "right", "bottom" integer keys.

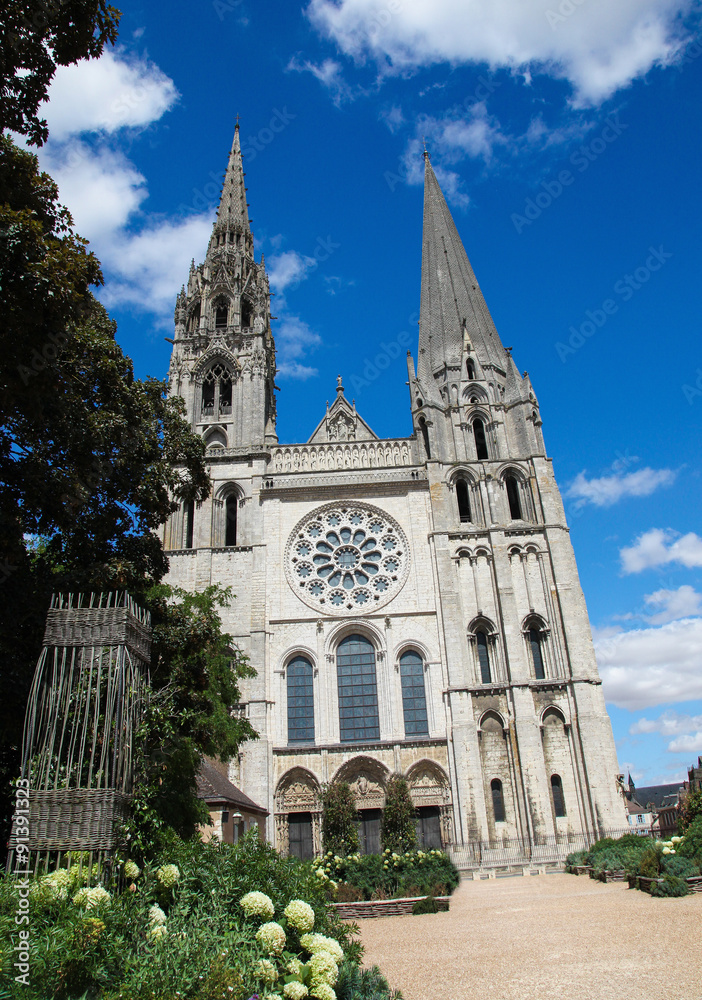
[
  {"left": 321, "top": 781, "right": 360, "bottom": 856},
  {"left": 1, "top": 0, "right": 121, "bottom": 145},
  {"left": 380, "top": 774, "right": 417, "bottom": 854},
  {"left": 678, "top": 789, "right": 702, "bottom": 833}
]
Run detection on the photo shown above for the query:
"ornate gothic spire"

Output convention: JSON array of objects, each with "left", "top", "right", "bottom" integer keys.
[
  {"left": 207, "top": 124, "right": 251, "bottom": 257},
  {"left": 418, "top": 154, "right": 506, "bottom": 397}
]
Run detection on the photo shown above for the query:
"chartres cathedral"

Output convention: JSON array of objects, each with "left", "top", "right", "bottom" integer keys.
[{"left": 162, "top": 125, "right": 627, "bottom": 861}]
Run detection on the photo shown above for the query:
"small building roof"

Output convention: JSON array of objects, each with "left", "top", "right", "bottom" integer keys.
[
  {"left": 630, "top": 783, "right": 683, "bottom": 812},
  {"left": 196, "top": 759, "right": 268, "bottom": 816}
]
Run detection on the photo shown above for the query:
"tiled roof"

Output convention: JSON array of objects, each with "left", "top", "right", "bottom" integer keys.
[{"left": 196, "top": 759, "right": 268, "bottom": 815}]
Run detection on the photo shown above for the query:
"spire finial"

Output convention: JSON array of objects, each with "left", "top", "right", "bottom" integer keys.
[
  {"left": 235, "top": 112, "right": 240, "bottom": 130},
  {"left": 422, "top": 136, "right": 429, "bottom": 161},
  {"left": 336, "top": 374, "right": 344, "bottom": 394}
]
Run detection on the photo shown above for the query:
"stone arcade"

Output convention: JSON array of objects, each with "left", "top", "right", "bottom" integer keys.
[{"left": 162, "top": 124, "right": 627, "bottom": 862}]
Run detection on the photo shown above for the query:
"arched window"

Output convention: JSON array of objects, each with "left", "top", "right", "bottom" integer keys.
[
  {"left": 473, "top": 418, "right": 488, "bottom": 460},
  {"left": 184, "top": 500, "right": 194, "bottom": 549},
  {"left": 456, "top": 478, "right": 471, "bottom": 522},
  {"left": 287, "top": 656, "right": 315, "bottom": 744},
  {"left": 225, "top": 495, "right": 237, "bottom": 547},
  {"left": 551, "top": 774, "right": 566, "bottom": 817},
  {"left": 399, "top": 650, "right": 429, "bottom": 737},
  {"left": 202, "top": 377, "right": 215, "bottom": 415},
  {"left": 466, "top": 359, "right": 475, "bottom": 379},
  {"left": 219, "top": 371, "right": 232, "bottom": 413},
  {"left": 419, "top": 417, "right": 431, "bottom": 459},
  {"left": 529, "top": 628, "right": 545, "bottom": 679},
  {"left": 241, "top": 299, "right": 252, "bottom": 327},
  {"left": 215, "top": 302, "right": 228, "bottom": 328},
  {"left": 337, "top": 634, "right": 380, "bottom": 743},
  {"left": 201, "top": 363, "right": 233, "bottom": 419},
  {"left": 187, "top": 304, "right": 200, "bottom": 333},
  {"left": 506, "top": 474, "right": 522, "bottom": 520},
  {"left": 476, "top": 631, "right": 491, "bottom": 684},
  {"left": 491, "top": 778, "right": 506, "bottom": 823}
]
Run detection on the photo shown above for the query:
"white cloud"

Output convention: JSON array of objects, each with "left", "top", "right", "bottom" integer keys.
[
  {"left": 43, "top": 48, "right": 178, "bottom": 140},
  {"left": 621, "top": 528, "right": 702, "bottom": 574},
  {"left": 306, "top": 0, "right": 695, "bottom": 105},
  {"left": 667, "top": 732, "right": 702, "bottom": 754},
  {"left": 595, "top": 618, "right": 702, "bottom": 710},
  {"left": 631, "top": 709, "right": 702, "bottom": 737},
  {"left": 267, "top": 250, "right": 318, "bottom": 299},
  {"left": 287, "top": 56, "right": 355, "bottom": 105},
  {"left": 567, "top": 466, "right": 676, "bottom": 508},
  {"left": 644, "top": 586, "right": 702, "bottom": 625},
  {"left": 276, "top": 316, "right": 322, "bottom": 380}
]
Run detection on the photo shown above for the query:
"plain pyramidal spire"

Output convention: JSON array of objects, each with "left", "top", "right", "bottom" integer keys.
[{"left": 418, "top": 153, "right": 507, "bottom": 395}]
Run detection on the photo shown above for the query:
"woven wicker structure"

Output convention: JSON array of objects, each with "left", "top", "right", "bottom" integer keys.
[{"left": 7, "top": 593, "right": 151, "bottom": 877}]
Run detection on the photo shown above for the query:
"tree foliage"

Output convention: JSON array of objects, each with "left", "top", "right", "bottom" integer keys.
[
  {"left": 321, "top": 782, "right": 360, "bottom": 856},
  {"left": 380, "top": 775, "right": 417, "bottom": 854},
  {"left": 678, "top": 789, "right": 702, "bottom": 833},
  {"left": 0, "top": 1, "right": 121, "bottom": 145}
]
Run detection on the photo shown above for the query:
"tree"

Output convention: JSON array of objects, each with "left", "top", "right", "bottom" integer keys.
[
  {"left": 678, "top": 789, "right": 702, "bottom": 833},
  {"left": 321, "top": 782, "right": 360, "bottom": 857},
  {"left": 0, "top": 0, "right": 121, "bottom": 145},
  {"left": 124, "top": 585, "right": 258, "bottom": 857},
  {"left": 380, "top": 775, "right": 417, "bottom": 854}
]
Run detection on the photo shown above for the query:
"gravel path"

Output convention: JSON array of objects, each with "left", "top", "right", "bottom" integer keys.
[{"left": 358, "top": 873, "right": 702, "bottom": 1000}]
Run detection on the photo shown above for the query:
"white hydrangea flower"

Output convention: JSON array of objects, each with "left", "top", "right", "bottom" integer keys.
[
  {"left": 265, "top": 994, "right": 283, "bottom": 1000},
  {"left": 256, "top": 921, "right": 286, "bottom": 955},
  {"left": 308, "top": 952, "right": 339, "bottom": 987},
  {"left": 300, "top": 934, "right": 343, "bottom": 964},
  {"left": 148, "top": 923, "right": 168, "bottom": 941},
  {"left": 240, "top": 890, "right": 275, "bottom": 920},
  {"left": 156, "top": 864, "right": 180, "bottom": 888},
  {"left": 124, "top": 860, "right": 140, "bottom": 880},
  {"left": 310, "top": 985, "right": 336, "bottom": 1000},
  {"left": 287, "top": 958, "right": 304, "bottom": 976},
  {"left": 72, "top": 886, "right": 111, "bottom": 910},
  {"left": 283, "top": 899, "right": 315, "bottom": 933},
  {"left": 256, "top": 959, "right": 278, "bottom": 984},
  {"left": 284, "top": 983, "right": 309, "bottom": 999},
  {"left": 149, "top": 904, "right": 167, "bottom": 925}
]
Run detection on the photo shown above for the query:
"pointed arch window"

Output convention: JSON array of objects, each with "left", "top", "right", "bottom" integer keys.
[
  {"left": 473, "top": 418, "right": 488, "bottom": 460},
  {"left": 419, "top": 417, "right": 431, "bottom": 459},
  {"left": 476, "top": 631, "right": 492, "bottom": 684},
  {"left": 551, "top": 774, "right": 566, "bottom": 817},
  {"left": 529, "top": 628, "right": 545, "bottom": 680},
  {"left": 241, "top": 299, "right": 253, "bottom": 328},
  {"left": 287, "top": 656, "right": 315, "bottom": 744},
  {"left": 215, "top": 302, "right": 229, "bottom": 328},
  {"left": 467, "top": 359, "right": 476, "bottom": 380},
  {"left": 201, "top": 363, "right": 233, "bottom": 419},
  {"left": 225, "top": 495, "right": 238, "bottom": 547},
  {"left": 491, "top": 778, "right": 506, "bottom": 823},
  {"left": 400, "top": 650, "right": 429, "bottom": 737},
  {"left": 337, "top": 634, "right": 380, "bottom": 743},
  {"left": 184, "top": 500, "right": 194, "bottom": 549},
  {"left": 506, "top": 474, "right": 522, "bottom": 520},
  {"left": 456, "top": 478, "right": 471, "bottom": 523}
]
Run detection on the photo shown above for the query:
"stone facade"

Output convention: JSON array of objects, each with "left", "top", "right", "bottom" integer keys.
[{"left": 162, "top": 126, "right": 627, "bottom": 858}]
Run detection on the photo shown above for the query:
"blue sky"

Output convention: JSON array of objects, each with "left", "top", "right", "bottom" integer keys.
[{"left": 33, "top": 0, "right": 702, "bottom": 786}]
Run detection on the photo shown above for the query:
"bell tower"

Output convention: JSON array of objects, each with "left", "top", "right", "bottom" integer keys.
[{"left": 169, "top": 123, "right": 278, "bottom": 452}]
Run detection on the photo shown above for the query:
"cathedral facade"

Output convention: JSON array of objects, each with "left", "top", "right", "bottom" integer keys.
[{"left": 162, "top": 126, "right": 627, "bottom": 860}]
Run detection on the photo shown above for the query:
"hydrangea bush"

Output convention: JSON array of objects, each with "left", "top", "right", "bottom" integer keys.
[{"left": 313, "top": 848, "right": 459, "bottom": 901}]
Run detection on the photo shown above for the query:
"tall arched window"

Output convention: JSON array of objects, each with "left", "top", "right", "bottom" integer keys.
[
  {"left": 456, "top": 478, "right": 471, "bottom": 522},
  {"left": 529, "top": 628, "right": 545, "bottom": 679},
  {"left": 241, "top": 299, "right": 252, "bottom": 327},
  {"left": 491, "top": 778, "right": 506, "bottom": 823},
  {"left": 551, "top": 774, "right": 566, "bottom": 817},
  {"left": 225, "top": 495, "right": 238, "bottom": 547},
  {"left": 399, "top": 651, "right": 429, "bottom": 737},
  {"left": 466, "top": 359, "right": 475, "bottom": 379},
  {"left": 184, "top": 500, "right": 194, "bottom": 549},
  {"left": 215, "top": 302, "right": 228, "bottom": 328},
  {"left": 419, "top": 417, "right": 431, "bottom": 459},
  {"left": 287, "top": 656, "right": 315, "bottom": 744},
  {"left": 473, "top": 418, "right": 488, "bottom": 460},
  {"left": 201, "top": 363, "right": 233, "bottom": 419},
  {"left": 337, "top": 634, "right": 380, "bottom": 743},
  {"left": 476, "top": 631, "right": 492, "bottom": 684},
  {"left": 506, "top": 474, "right": 522, "bottom": 520}
]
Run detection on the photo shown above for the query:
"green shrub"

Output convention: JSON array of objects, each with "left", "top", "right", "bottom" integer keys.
[
  {"left": 336, "top": 960, "right": 404, "bottom": 1000},
  {"left": 650, "top": 874, "right": 691, "bottom": 898},
  {"left": 317, "top": 849, "right": 459, "bottom": 901},
  {"left": 380, "top": 775, "right": 417, "bottom": 854},
  {"left": 321, "top": 781, "right": 361, "bottom": 856},
  {"left": 638, "top": 848, "right": 661, "bottom": 878},
  {"left": 661, "top": 854, "right": 700, "bottom": 878},
  {"left": 679, "top": 815, "right": 702, "bottom": 863},
  {"left": 678, "top": 789, "right": 702, "bottom": 833},
  {"left": 411, "top": 895, "right": 438, "bottom": 915},
  {"left": 565, "top": 850, "right": 587, "bottom": 871}
]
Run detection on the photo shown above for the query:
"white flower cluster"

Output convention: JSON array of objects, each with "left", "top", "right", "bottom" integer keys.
[
  {"left": 308, "top": 951, "right": 338, "bottom": 987},
  {"left": 284, "top": 899, "right": 315, "bottom": 933},
  {"left": 284, "top": 983, "right": 309, "bottom": 999},
  {"left": 72, "top": 886, "right": 111, "bottom": 910},
  {"left": 240, "top": 890, "right": 275, "bottom": 920},
  {"left": 256, "top": 958, "right": 278, "bottom": 984},
  {"left": 147, "top": 903, "right": 168, "bottom": 941},
  {"left": 124, "top": 860, "right": 140, "bottom": 880},
  {"left": 34, "top": 868, "right": 71, "bottom": 902},
  {"left": 309, "top": 985, "right": 336, "bottom": 1000},
  {"left": 256, "top": 921, "right": 287, "bottom": 955},
  {"left": 156, "top": 864, "right": 180, "bottom": 888},
  {"left": 300, "top": 934, "right": 344, "bottom": 965}
]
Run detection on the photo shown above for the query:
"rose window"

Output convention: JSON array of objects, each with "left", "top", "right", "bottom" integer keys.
[{"left": 286, "top": 503, "right": 410, "bottom": 615}]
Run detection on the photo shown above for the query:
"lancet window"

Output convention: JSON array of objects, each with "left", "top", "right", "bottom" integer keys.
[{"left": 201, "top": 363, "right": 234, "bottom": 418}]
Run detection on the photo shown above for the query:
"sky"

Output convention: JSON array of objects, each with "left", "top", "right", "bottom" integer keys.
[{"left": 31, "top": 0, "right": 702, "bottom": 787}]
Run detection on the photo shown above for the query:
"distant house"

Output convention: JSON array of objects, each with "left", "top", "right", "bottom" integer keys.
[
  {"left": 624, "top": 775, "right": 684, "bottom": 839},
  {"left": 197, "top": 758, "right": 268, "bottom": 845}
]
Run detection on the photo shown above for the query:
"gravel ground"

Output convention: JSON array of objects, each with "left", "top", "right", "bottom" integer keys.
[{"left": 357, "top": 873, "right": 702, "bottom": 1000}]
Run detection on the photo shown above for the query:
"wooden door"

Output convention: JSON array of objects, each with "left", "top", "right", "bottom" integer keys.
[{"left": 288, "top": 812, "right": 314, "bottom": 860}]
